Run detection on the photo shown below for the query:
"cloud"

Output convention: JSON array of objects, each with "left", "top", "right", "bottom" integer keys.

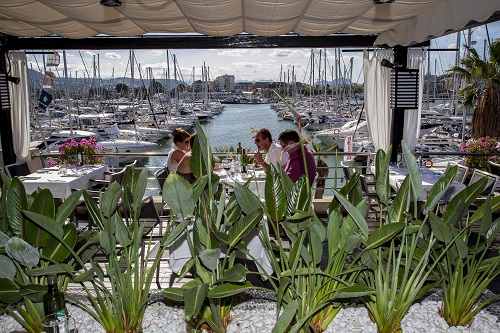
[
  {"left": 217, "top": 50, "right": 249, "bottom": 57},
  {"left": 269, "top": 49, "right": 308, "bottom": 58},
  {"left": 105, "top": 52, "right": 121, "bottom": 60},
  {"left": 85, "top": 51, "right": 97, "bottom": 57}
]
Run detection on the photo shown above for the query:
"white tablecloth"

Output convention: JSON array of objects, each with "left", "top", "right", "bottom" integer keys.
[
  {"left": 216, "top": 168, "right": 267, "bottom": 199},
  {"left": 169, "top": 168, "right": 273, "bottom": 276},
  {"left": 386, "top": 166, "right": 466, "bottom": 202},
  {"left": 21, "top": 164, "right": 108, "bottom": 198}
]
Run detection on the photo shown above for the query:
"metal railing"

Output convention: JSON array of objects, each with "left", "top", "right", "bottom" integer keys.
[{"left": 30, "top": 150, "right": 498, "bottom": 199}]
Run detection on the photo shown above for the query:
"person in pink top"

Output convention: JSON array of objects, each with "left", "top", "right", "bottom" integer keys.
[{"left": 278, "top": 129, "right": 316, "bottom": 186}]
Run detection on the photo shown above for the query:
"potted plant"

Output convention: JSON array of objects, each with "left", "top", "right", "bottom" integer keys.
[
  {"left": 461, "top": 136, "right": 500, "bottom": 172},
  {"left": 0, "top": 173, "right": 92, "bottom": 333},
  {"left": 488, "top": 155, "right": 500, "bottom": 176}
]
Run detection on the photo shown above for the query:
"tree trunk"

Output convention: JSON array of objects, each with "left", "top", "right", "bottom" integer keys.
[{"left": 471, "top": 83, "right": 500, "bottom": 139}]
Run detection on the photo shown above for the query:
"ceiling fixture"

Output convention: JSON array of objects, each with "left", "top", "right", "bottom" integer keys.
[
  {"left": 7, "top": 76, "right": 20, "bottom": 85},
  {"left": 100, "top": 0, "right": 122, "bottom": 7},
  {"left": 373, "top": 0, "right": 395, "bottom": 3},
  {"left": 380, "top": 59, "right": 394, "bottom": 68}
]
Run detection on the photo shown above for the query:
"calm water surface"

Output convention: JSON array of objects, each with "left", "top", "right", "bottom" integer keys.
[{"left": 145, "top": 104, "right": 312, "bottom": 168}]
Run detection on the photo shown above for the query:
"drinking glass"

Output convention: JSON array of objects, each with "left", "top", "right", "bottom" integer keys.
[
  {"left": 58, "top": 163, "right": 67, "bottom": 175},
  {"left": 43, "top": 315, "right": 77, "bottom": 333}
]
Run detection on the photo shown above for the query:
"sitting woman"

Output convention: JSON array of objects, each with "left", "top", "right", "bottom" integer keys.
[
  {"left": 165, "top": 128, "right": 191, "bottom": 173},
  {"left": 176, "top": 133, "right": 197, "bottom": 184}
]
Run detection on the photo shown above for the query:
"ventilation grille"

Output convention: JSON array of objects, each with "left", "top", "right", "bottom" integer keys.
[
  {"left": 390, "top": 69, "right": 419, "bottom": 109},
  {"left": 0, "top": 73, "right": 11, "bottom": 110}
]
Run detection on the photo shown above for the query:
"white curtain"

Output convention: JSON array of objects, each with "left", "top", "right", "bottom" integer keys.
[
  {"left": 404, "top": 49, "right": 426, "bottom": 151},
  {"left": 8, "top": 52, "right": 30, "bottom": 161},
  {"left": 364, "top": 49, "right": 393, "bottom": 152}
]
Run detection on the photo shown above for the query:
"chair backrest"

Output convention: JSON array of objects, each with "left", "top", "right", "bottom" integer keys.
[
  {"left": 446, "top": 162, "right": 469, "bottom": 183},
  {"left": 154, "top": 167, "right": 168, "bottom": 194},
  {"left": 109, "top": 168, "right": 126, "bottom": 185},
  {"left": 138, "top": 196, "right": 162, "bottom": 237},
  {"left": 340, "top": 161, "right": 353, "bottom": 181},
  {"left": 5, "top": 162, "right": 31, "bottom": 178},
  {"left": 469, "top": 169, "right": 498, "bottom": 195},
  {"left": 359, "top": 174, "right": 376, "bottom": 196}
]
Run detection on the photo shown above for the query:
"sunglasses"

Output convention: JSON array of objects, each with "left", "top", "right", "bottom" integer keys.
[
  {"left": 254, "top": 138, "right": 262, "bottom": 143},
  {"left": 184, "top": 140, "right": 190, "bottom": 144}
]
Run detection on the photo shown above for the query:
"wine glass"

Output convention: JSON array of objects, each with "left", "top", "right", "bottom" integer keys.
[{"left": 222, "top": 159, "right": 231, "bottom": 178}]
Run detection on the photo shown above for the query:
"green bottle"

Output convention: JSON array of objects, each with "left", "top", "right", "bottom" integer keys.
[
  {"left": 236, "top": 142, "right": 243, "bottom": 162},
  {"left": 43, "top": 275, "right": 68, "bottom": 319},
  {"left": 241, "top": 148, "right": 248, "bottom": 173}
]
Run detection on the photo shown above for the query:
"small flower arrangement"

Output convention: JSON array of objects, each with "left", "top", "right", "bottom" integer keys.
[
  {"left": 460, "top": 136, "right": 500, "bottom": 171},
  {"left": 58, "top": 137, "right": 105, "bottom": 165}
]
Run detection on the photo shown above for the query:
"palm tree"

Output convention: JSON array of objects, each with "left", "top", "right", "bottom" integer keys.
[{"left": 447, "top": 38, "right": 500, "bottom": 138}]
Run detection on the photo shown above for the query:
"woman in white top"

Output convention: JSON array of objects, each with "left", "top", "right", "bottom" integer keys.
[{"left": 165, "top": 128, "right": 191, "bottom": 173}]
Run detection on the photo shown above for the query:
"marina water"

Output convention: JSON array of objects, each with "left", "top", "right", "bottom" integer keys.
[{"left": 145, "top": 103, "right": 313, "bottom": 169}]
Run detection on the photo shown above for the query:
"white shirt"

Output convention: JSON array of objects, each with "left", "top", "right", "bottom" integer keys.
[
  {"left": 265, "top": 143, "right": 289, "bottom": 170},
  {"left": 165, "top": 145, "right": 185, "bottom": 173}
]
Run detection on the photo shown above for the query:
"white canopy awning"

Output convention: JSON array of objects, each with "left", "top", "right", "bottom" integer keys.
[{"left": 0, "top": 0, "right": 498, "bottom": 46}]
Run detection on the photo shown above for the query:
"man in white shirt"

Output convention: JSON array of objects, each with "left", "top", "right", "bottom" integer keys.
[{"left": 253, "top": 128, "right": 289, "bottom": 173}]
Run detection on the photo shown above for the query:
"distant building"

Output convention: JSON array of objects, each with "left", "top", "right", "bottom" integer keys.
[
  {"left": 214, "top": 74, "right": 235, "bottom": 91},
  {"left": 235, "top": 81, "right": 253, "bottom": 91}
]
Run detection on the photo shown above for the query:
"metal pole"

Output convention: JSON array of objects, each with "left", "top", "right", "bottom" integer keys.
[{"left": 63, "top": 50, "right": 73, "bottom": 136}]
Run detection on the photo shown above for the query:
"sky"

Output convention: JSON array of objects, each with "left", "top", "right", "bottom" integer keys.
[{"left": 27, "top": 21, "right": 500, "bottom": 85}]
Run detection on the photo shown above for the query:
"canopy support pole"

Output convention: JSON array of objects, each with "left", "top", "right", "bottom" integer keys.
[{"left": 0, "top": 41, "right": 16, "bottom": 165}]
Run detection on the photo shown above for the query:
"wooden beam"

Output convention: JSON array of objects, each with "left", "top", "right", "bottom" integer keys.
[{"left": 3, "top": 34, "right": 383, "bottom": 51}]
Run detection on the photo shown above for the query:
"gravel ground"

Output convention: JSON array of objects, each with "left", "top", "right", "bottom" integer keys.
[{"left": 1, "top": 289, "right": 499, "bottom": 333}]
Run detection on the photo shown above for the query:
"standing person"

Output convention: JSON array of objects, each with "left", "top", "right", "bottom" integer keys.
[
  {"left": 165, "top": 128, "right": 191, "bottom": 173},
  {"left": 278, "top": 129, "right": 316, "bottom": 186},
  {"left": 253, "top": 128, "right": 289, "bottom": 173}
]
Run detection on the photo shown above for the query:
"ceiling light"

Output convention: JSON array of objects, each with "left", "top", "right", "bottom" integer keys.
[
  {"left": 100, "top": 0, "right": 122, "bottom": 7},
  {"left": 373, "top": 0, "right": 395, "bottom": 3}
]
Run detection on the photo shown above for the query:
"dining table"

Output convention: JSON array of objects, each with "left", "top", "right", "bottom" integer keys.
[
  {"left": 380, "top": 166, "right": 467, "bottom": 203},
  {"left": 168, "top": 167, "right": 273, "bottom": 277},
  {"left": 20, "top": 164, "right": 108, "bottom": 199}
]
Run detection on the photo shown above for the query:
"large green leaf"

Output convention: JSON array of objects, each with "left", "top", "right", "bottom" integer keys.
[
  {"left": 429, "top": 213, "right": 453, "bottom": 244},
  {"left": 114, "top": 211, "right": 131, "bottom": 248},
  {"left": 5, "top": 236, "right": 39, "bottom": 269},
  {"left": 333, "top": 285, "right": 376, "bottom": 299},
  {"left": 365, "top": 223, "right": 405, "bottom": 250},
  {"left": 402, "top": 140, "right": 422, "bottom": 201},
  {"left": 25, "top": 188, "right": 55, "bottom": 247},
  {"left": 0, "top": 278, "right": 22, "bottom": 303},
  {"left": 42, "top": 223, "right": 77, "bottom": 262},
  {"left": 83, "top": 190, "right": 103, "bottom": 229},
  {"left": 162, "top": 287, "right": 184, "bottom": 302},
  {"left": 443, "top": 177, "right": 486, "bottom": 223},
  {"left": 6, "top": 177, "right": 28, "bottom": 238},
  {"left": 0, "top": 254, "right": 16, "bottom": 279},
  {"left": 217, "top": 264, "right": 248, "bottom": 283},
  {"left": 100, "top": 182, "right": 122, "bottom": 219},
  {"left": 198, "top": 248, "right": 221, "bottom": 271},
  {"left": 55, "top": 189, "right": 83, "bottom": 225},
  {"left": 486, "top": 219, "right": 500, "bottom": 246},
  {"left": 20, "top": 284, "right": 47, "bottom": 303},
  {"left": 22, "top": 211, "right": 64, "bottom": 240},
  {"left": 387, "top": 176, "right": 411, "bottom": 224},
  {"left": 0, "top": 231, "right": 10, "bottom": 247},
  {"left": 163, "top": 173, "right": 195, "bottom": 219},
  {"left": 425, "top": 165, "right": 456, "bottom": 212},
  {"left": 25, "top": 263, "right": 74, "bottom": 276},
  {"left": 375, "top": 147, "right": 392, "bottom": 206},
  {"left": 207, "top": 281, "right": 253, "bottom": 298},
  {"left": 132, "top": 168, "right": 148, "bottom": 210},
  {"left": 332, "top": 190, "right": 368, "bottom": 237},
  {"left": 272, "top": 300, "right": 298, "bottom": 333},
  {"left": 470, "top": 195, "right": 500, "bottom": 223},
  {"left": 264, "top": 166, "right": 286, "bottom": 223},
  {"left": 227, "top": 208, "right": 263, "bottom": 248},
  {"left": 234, "top": 182, "right": 262, "bottom": 214},
  {"left": 183, "top": 283, "right": 209, "bottom": 320},
  {"left": 287, "top": 177, "right": 311, "bottom": 215}
]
